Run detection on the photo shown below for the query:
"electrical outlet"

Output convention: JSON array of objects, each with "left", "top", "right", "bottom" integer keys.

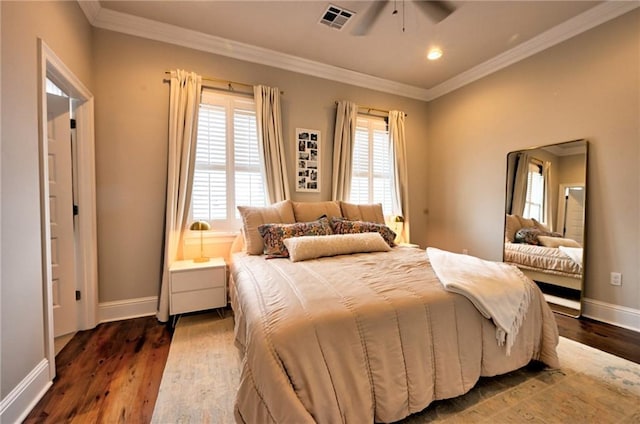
[{"left": 610, "top": 272, "right": 622, "bottom": 286}]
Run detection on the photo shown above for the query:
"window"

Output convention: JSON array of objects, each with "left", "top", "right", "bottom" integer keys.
[
  {"left": 191, "top": 90, "right": 266, "bottom": 232},
  {"left": 350, "top": 116, "right": 393, "bottom": 215},
  {"left": 523, "top": 161, "right": 544, "bottom": 222}
]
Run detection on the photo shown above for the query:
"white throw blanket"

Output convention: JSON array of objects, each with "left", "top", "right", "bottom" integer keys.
[
  {"left": 426, "top": 247, "right": 533, "bottom": 355},
  {"left": 559, "top": 246, "right": 583, "bottom": 267}
]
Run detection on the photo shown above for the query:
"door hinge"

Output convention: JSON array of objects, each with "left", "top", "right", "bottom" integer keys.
[
  {"left": 73, "top": 204, "right": 79, "bottom": 216},
  {"left": 75, "top": 290, "right": 81, "bottom": 301}
]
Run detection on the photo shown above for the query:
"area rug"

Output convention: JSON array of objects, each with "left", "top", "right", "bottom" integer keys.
[{"left": 151, "top": 311, "right": 640, "bottom": 423}]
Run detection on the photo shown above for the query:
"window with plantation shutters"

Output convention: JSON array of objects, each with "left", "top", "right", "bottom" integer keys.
[
  {"left": 350, "top": 116, "right": 393, "bottom": 215},
  {"left": 191, "top": 90, "right": 266, "bottom": 231},
  {"left": 523, "top": 161, "right": 544, "bottom": 222}
]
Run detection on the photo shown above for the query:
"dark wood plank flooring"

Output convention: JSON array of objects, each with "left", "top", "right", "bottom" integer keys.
[{"left": 24, "top": 312, "right": 638, "bottom": 423}]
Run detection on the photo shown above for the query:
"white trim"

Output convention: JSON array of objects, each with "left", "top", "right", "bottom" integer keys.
[
  {"left": 80, "top": 1, "right": 639, "bottom": 102},
  {"left": 426, "top": 1, "right": 640, "bottom": 100},
  {"left": 0, "top": 360, "right": 52, "bottom": 424},
  {"left": 582, "top": 297, "right": 640, "bottom": 333},
  {"left": 98, "top": 296, "right": 159, "bottom": 323},
  {"left": 38, "top": 39, "right": 99, "bottom": 382}
]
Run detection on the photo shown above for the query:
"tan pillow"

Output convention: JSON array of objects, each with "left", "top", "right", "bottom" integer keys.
[
  {"left": 505, "top": 214, "right": 521, "bottom": 242},
  {"left": 517, "top": 215, "right": 535, "bottom": 228},
  {"left": 237, "top": 200, "right": 296, "bottom": 255},
  {"left": 283, "top": 233, "right": 390, "bottom": 262},
  {"left": 292, "top": 201, "right": 342, "bottom": 222},
  {"left": 538, "top": 235, "right": 581, "bottom": 248},
  {"left": 339, "top": 202, "right": 385, "bottom": 224},
  {"left": 533, "top": 218, "right": 551, "bottom": 232}
]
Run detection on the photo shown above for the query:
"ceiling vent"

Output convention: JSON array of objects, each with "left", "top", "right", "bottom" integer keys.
[{"left": 319, "top": 4, "right": 355, "bottom": 30}]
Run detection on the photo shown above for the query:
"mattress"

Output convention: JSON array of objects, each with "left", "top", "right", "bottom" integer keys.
[{"left": 229, "top": 247, "right": 559, "bottom": 423}]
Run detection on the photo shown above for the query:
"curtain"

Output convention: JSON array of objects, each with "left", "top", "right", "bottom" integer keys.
[
  {"left": 542, "top": 160, "right": 552, "bottom": 230},
  {"left": 388, "top": 110, "right": 409, "bottom": 243},
  {"left": 157, "top": 70, "right": 202, "bottom": 322},
  {"left": 331, "top": 100, "right": 358, "bottom": 201},
  {"left": 254, "top": 85, "right": 290, "bottom": 203},
  {"left": 510, "top": 152, "right": 530, "bottom": 217}
]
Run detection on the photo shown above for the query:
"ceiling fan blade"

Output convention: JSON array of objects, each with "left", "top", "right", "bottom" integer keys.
[
  {"left": 351, "top": 1, "right": 388, "bottom": 36},
  {"left": 413, "top": 0, "right": 455, "bottom": 23}
]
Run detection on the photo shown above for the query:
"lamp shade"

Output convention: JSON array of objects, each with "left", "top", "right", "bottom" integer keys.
[{"left": 189, "top": 221, "right": 211, "bottom": 231}]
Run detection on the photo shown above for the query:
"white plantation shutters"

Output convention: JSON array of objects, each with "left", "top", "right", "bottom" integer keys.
[
  {"left": 523, "top": 161, "right": 544, "bottom": 222},
  {"left": 350, "top": 116, "right": 393, "bottom": 214},
  {"left": 191, "top": 90, "right": 266, "bottom": 231}
]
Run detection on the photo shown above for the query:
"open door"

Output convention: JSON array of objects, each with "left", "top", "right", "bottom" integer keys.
[{"left": 47, "top": 92, "right": 77, "bottom": 337}]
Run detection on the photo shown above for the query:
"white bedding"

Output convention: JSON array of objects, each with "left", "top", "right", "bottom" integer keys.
[{"left": 230, "top": 247, "right": 559, "bottom": 423}]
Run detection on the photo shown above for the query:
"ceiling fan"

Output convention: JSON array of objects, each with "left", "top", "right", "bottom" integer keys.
[{"left": 352, "top": 0, "right": 456, "bottom": 36}]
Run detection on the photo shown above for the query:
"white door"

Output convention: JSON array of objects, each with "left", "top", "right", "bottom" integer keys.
[
  {"left": 47, "top": 93, "right": 77, "bottom": 337},
  {"left": 564, "top": 187, "right": 585, "bottom": 244}
]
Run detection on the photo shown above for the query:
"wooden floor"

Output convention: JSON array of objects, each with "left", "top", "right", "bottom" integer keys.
[{"left": 24, "top": 312, "right": 639, "bottom": 423}]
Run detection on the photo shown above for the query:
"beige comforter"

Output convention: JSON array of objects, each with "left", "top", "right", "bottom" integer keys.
[
  {"left": 504, "top": 242, "right": 582, "bottom": 278},
  {"left": 230, "top": 247, "right": 559, "bottom": 423}
]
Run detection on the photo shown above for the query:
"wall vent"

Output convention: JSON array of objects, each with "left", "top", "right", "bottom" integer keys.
[{"left": 319, "top": 4, "right": 355, "bottom": 30}]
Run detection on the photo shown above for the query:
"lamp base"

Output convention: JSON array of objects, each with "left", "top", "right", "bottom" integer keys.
[{"left": 193, "top": 257, "right": 210, "bottom": 263}]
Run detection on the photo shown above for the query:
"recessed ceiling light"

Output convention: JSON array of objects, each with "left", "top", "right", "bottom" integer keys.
[{"left": 427, "top": 48, "right": 443, "bottom": 61}]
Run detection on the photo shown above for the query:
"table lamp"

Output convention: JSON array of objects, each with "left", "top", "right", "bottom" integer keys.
[{"left": 189, "top": 220, "right": 211, "bottom": 263}]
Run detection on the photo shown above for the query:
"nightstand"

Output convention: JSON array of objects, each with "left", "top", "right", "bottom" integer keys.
[{"left": 169, "top": 257, "right": 227, "bottom": 316}]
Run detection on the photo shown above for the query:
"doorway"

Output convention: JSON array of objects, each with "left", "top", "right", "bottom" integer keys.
[{"left": 39, "top": 39, "right": 99, "bottom": 379}]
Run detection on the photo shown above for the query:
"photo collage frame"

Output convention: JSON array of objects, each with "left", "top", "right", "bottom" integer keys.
[{"left": 295, "top": 128, "right": 320, "bottom": 192}]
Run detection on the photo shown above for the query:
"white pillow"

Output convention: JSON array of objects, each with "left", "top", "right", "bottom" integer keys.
[
  {"left": 283, "top": 233, "right": 390, "bottom": 262},
  {"left": 538, "top": 235, "right": 581, "bottom": 248}
]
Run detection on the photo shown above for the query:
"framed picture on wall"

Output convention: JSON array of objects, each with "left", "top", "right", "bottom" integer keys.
[{"left": 295, "top": 128, "right": 320, "bottom": 193}]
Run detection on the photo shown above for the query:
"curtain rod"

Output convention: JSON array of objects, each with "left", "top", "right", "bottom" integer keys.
[
  {"left": 163, "top": 71, "right": 284, "bottom": 95},
  {"left": 335, "top": 101, "right": 407, "bottom": 117}
]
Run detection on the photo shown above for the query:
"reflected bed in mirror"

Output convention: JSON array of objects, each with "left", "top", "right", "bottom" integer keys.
[{"left": 503, "top": 139, "right": 587, "bottom": 317}]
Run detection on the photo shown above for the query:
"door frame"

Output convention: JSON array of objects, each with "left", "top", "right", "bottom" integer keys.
[
  {"left": 38, "top": 39, "right": 98, "bottom": 379},
  {"left": 556, "top": 182, "right": 585, "bottom": 238}
]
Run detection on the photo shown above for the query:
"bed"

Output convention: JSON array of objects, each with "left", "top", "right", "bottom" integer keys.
[
  {"left": 503, "top": 214, "right": 583, "bottom": 291},
  {"left": 229, "top": 201, "right": 560, "bottom": 423}
]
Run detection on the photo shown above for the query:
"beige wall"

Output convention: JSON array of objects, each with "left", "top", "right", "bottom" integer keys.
[
  {"left": 92, "top": 29, "right": 430, "bottom": 302},
  {"left": 1, "top": 0, "right": 92, "bottom": 400},
  {"left": 426, "top": 10, "right": 639, "bottom": 309}
]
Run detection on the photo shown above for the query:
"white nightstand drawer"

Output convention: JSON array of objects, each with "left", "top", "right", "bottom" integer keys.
[
  {"left": 171, "top": 287, "right": 226, "bottom": 315},
  {"left": 171, "top": 267, "right": 225, "bottom": 293}
]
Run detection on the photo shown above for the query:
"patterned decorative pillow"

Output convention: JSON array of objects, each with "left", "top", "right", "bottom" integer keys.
[
  {"left": 514, "top": 227, "right": 562, "bottom": 245},
  {"left": 258, "top": 217, "right": 333, "bottom": 258},
  {"left": 330, "top": 217, "right": 396, "bottom": 247}
]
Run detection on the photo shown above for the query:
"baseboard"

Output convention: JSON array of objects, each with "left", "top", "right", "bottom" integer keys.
[
  {"left": 582, "top": 297, "right": 640, "bottom": 333},
  {"left": 98, "top": 296, "right": 158, "bottom": 323},
  {"left": 0, "top": 359, "right": 51, "bottom": 424}
]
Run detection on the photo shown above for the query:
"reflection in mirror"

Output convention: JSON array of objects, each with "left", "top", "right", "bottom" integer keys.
[{"left": 504, "top": 139, "right": 587, "bottom": 317}]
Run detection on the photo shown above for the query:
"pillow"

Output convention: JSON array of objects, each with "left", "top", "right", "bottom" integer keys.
[
  {"left": 516, "top": 215, "right": 535, "bottom": 229},
  {"left": 339, "top": 202, "right": 385, "bottom": 224},
  {"left": 532, "top": 218, "right": 551, "bottom": 232},
  {"left": 237, "top": 200, "right": 296, "bottom": 255},
  {"left": 330, "top": 216, "right": 396, "bottom": 247},
  {"left": 514, "top": 227, "right": 543, "bottom": 245},
  {"left": 292, "top": 201, "right": 342, "bottom": 223},
  {"left": 538, "top": 235, "right": 581, "bottom": 248},
  {"left": 258, "top": 217, "right": 333, "bottom": 258},
  {"left": 504, "top": 214, "right": 521, "bottom": 242},
  {"left": 284, "top": 233, "right": 390, "bottom": 262}
]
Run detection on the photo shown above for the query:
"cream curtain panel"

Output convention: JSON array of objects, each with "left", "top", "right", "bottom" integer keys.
[
  {"left": 157, "top": 70, "right": 202, "bottom": 322},
  {"left": 542, "top": 161, "right": 552, "bottom": 230},
  {"left": 510, "top": 152, "right": 530, "bottom": 217},
  {"left": 388, "top": 110, "right": 409, "bottom": 243},
  {"left": 331, "top": 100, "right": 358, "bottom": 201},
  {"left": 254, "top": 85, "right": 290, "bottom": 203}
]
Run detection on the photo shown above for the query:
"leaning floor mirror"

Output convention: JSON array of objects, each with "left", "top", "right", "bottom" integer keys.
[{"left": 503, "top": 139, "right": 587, "bottom": 317}]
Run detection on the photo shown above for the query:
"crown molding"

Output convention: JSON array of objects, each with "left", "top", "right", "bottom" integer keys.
[
  {"left": 90, "top": 7, "right": 432, "bottom": 101},
  {"left": 79, "top": 1, "right": 638, "bottom": 103},
  {"left": 426, "top": 1, "right": 640, "bottom": 101},
  {"left": 77, "top": 0, "right": 100, "bottom": 25}
]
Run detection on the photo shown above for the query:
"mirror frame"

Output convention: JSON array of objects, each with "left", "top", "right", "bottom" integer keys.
[{"left": 503, "top": 139, "right": 588, "bottom": 317}]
